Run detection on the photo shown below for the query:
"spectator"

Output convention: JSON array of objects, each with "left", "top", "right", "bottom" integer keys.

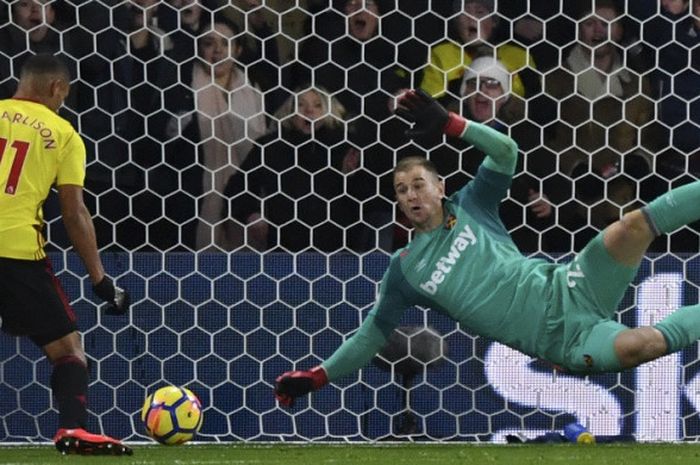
[
  {"left": 419, "top": 0, "right": 538, "bottom": 102},
  {"left": 497, "top": 1, "right": 580, "bottom": 72},
  {"left": 566, "top": 155, "right": 652, "bottom": 232},
  {"left": 641, "top": 0, "right": 688, "bottom": 50},
  {"left": 652, "top": 0, "right": 700, "bottom": 154},
  {"left": 295, "top": 0, "right": 423, "bottom": 147},
  {"left": 538, "top": 0, "right": 660, "bottom": 251},
  {"left": 63, "top": 0, "right": 175, "bottom": 250},
  {"left": 159, "top": 0, "right": 218, "bottom": 64},
  {"left": 291, "top": 0, "right": 422, "bottom": 250},
  {"left": 0, "top": 0, "right": 76, "bottom": 107},
  {"left": 154, "top": 14, "right": 267, "bottom": 251},
  {"left": 544, "top": 0, "right": 657, "bottom": 178},
  {"left": 115, "top": 0, "right": 173, "bottom": 55},
  {"left": 224, "top": 0, "right": 287, "bottom": 112},
  {"left": 225, "top": 87, "right": 370, "bottom": 252}
]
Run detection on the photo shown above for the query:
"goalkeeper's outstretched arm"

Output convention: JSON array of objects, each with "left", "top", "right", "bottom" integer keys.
[
  {"left": 395, "top": 89, "right": 518, "bottom": 175},
  {"left": 274, "top": 311, "right": 395, "bottom": 406},
  {"left": 462, "top": 122, "right": 518, "bottom": 176},
  {"left": 275, "top": 262, "right": 408, "bottom": 407}
]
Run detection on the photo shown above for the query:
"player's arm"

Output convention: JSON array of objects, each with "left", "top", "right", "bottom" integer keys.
[
  {"left": 274, "top": 261, "right": 407, "bottom": 407},
  {"left": 57, "top": 185, "right": 130, "bottom": 315},
  {"left": 462, "top": 122, "right": 518, "bottom": 176},
  {"left": 57, "top": 184, "right": 104, "bottom": 283},
  {"left": 396, "top": 89, "right": 518, "bottom": 175},
  {"left": 273, "top": 310, "right": 397, "bottom": 407}
]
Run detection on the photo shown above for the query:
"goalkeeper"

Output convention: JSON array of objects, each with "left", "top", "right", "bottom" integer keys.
[{"left": 275, "top": 89, "right": 700, "bottom": 406}]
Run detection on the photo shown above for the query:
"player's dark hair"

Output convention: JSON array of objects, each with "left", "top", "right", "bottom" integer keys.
[
  {"left": 394, "top": 156, "right": 440, "bottom": 181},
  {"left": 20, "top": 54, "right": 70, "bottom": 81}
]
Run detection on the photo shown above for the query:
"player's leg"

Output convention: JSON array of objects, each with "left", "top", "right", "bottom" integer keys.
[
  {"left": 567, "top": 230, "right": 640, "bottom": 318},
  {"left": 46, "top": 334, "right": 132, "bottom": 455},
  {"left": 565, "top": 320, "right": 630, "bottom": 373},
  {"left": 601, "top": 210, "right": 655, "bottom": 267},
  {"left": 613, "top": 309, "right": 700, "bottom": 369},
  {"left": 41, "top": 331, "right": 89, "bottom": 431},
  {"left": 613, "top": 326, "right": 668, "bottom": 368},
  {"left": 604, "top": 180, "right": 700, "bottom": 267},
  {"left": 0, "top": 257, "right": 131, "bottom": 455},
  {"left": 603, "top": 180, "right": 700, "bottom": 362},
  {"left": 567, "top": 321, "right": 667, "bottom": 372}
]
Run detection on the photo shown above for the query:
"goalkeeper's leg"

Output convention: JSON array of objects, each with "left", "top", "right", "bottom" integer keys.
[
  {"left": 578, "top": 180, "right": 700, "bottom": 370},
  {"left": 603, "top": 179, "right": 700, "bottom": 267},
  {"left": 570, "top": 312, "right": 700, "bottom": 372}
]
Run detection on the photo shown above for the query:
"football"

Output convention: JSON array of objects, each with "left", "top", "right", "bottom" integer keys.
[{"left": 141, "top": 386, "right": 203, "bottom": 445}]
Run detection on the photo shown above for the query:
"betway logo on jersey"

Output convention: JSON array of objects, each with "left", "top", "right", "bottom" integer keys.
[{"left": 419, "top": 224, "right": 477, "bottom": 295}]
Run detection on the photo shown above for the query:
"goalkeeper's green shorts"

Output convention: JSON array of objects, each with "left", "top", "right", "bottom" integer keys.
[{"left": 550, "top": 232, "right": 639, "bottom": 374}]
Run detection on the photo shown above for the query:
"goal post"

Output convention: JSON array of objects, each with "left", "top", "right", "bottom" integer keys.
[{"left": 0, "top": 0, "right": 698, "bottom": 443}]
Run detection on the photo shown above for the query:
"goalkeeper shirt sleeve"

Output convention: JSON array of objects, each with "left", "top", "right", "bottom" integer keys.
[
  {"left": 461, "top": 121, "right": 518, "bottom": 175},
  {"left": 321, "top": 257, "right": 410, "bottom": 381}
]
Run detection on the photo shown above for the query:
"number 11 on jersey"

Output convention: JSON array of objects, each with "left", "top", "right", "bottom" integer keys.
[{"left": 0, "top": 137, "right": 31, "bottom": 195}]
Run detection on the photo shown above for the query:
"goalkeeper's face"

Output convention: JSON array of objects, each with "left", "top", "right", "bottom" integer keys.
[{"left": 394, "top": 165, "right": 445, "bottom": 233}]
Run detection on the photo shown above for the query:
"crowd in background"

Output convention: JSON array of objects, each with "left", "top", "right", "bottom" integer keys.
[{"left": 0, "top": 0, "right": 698, "bottom": 254}]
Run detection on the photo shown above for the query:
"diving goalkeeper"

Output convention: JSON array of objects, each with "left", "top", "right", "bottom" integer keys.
[{"left": 274, "top": 89, "right": 700, "bottom": 406}]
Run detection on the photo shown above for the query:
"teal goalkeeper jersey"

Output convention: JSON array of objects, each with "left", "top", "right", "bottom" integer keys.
[{"left": 322, "top": 125, "right": 563, "bottom": 381}]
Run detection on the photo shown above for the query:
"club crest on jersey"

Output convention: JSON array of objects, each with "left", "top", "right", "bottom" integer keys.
[{"left": 444, "top": 214, "right": 457, "bottom": 230}]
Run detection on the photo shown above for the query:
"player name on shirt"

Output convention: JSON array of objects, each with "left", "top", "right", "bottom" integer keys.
[
  {"left": 419, "top": 223, "right": 477, "bottom": 295},
  {"left": 1, "top": 110, "right": 56, "bottom": 148}
]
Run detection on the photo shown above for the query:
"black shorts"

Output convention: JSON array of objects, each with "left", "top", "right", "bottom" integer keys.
[{"left": 0, "top": 256, "right": 78, "bottom": 347}]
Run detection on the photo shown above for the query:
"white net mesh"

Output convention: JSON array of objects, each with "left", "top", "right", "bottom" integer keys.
[{"left": 0, "top": 0, "right": 699, "bottom": 443}]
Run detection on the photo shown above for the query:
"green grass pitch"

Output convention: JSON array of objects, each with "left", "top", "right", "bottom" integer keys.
[{"left": 3, "top": 443, "right": 700, "bottom": 465}]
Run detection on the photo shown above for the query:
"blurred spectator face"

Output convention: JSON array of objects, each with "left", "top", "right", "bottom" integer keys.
[
  {"left": 462, "top": 77, "right": 506, "bottom": 122},
  {"left": 292, "top": 90, "right": 327, "bottom": 134},
  {"left": 12, "top": 0, "right": 54, "bottom": 43},
  {"left": 662, "top": 0, "right": 689, "bottom": 15},
  {"left": 199, "top": 22, "right": 241, "bottom": 78},
  {"left": 579, "top": 5, "right": 623, "bottom": 57},
  {"left": 454, "top": 1, "right": 496, "bottom": 45},
  {"left": 344, "top": 0, "right": 379, "bottom": 41},
  {"left": 170, "top": 0, "right": 203, "bottom": 29},
  {"left": 693, "top": 0, "right": 700, "bottom": 17}
]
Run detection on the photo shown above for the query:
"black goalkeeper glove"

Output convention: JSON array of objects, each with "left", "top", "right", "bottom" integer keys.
[
  {"left": 395, "top": 89, "right": 468, "bottom": 139},
  {"left": 274, "top": 366, "right": 328, "bottom": 407},
  {"left": 93, "top": 276, "right": 130, "bottom": 315}
]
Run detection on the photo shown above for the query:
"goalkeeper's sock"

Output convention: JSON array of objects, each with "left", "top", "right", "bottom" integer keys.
[
  {"left": 50, "top": 356, "right": 88, "bottom": 429},
  {"left": 642, "top": 180, "right": 700, "bottom": 236},
  {"left": 654, "top": 304, "right": 700, "bottom": 354}
]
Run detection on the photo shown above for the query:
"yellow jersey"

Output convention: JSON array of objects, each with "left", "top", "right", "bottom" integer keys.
[
  {"left": 420, "top": 41, "right": 535, "bottom": 98},
  {"left": 0, "top": 98, "right": 86, "bottom": 260}
]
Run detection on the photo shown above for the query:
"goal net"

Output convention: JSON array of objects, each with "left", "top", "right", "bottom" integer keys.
[{"left": 0, "top": 0, "right": 698, "bottom": 443}]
